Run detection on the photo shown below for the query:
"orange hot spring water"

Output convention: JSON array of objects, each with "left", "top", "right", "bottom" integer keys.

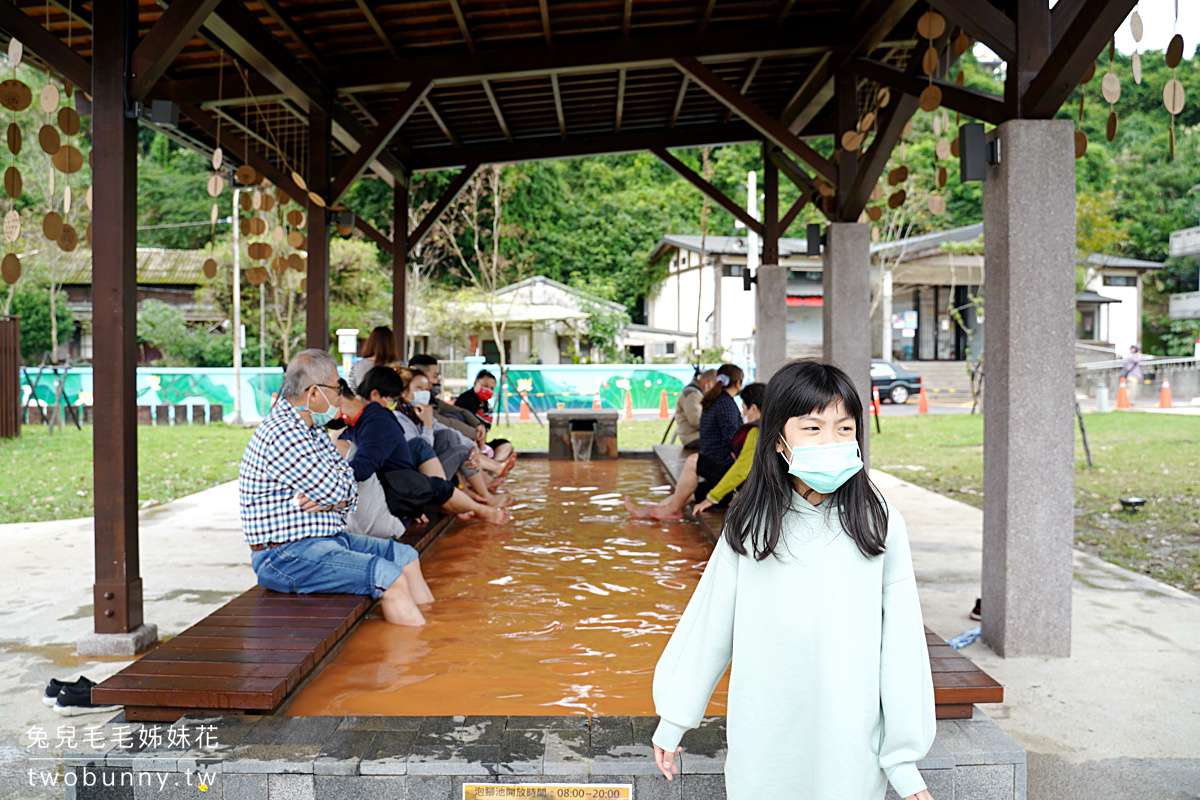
[{"left": 285, "top": 459, "right": 730, "bottom": 717}]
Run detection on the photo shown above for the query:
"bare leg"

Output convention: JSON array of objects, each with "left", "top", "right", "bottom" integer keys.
[
  {"left": 379, "top": 575, "right": 426, "bottom": 626},
  {"left": 476, "top": 452, "right": 506, "bottom": 473},
  {"left": 626, "top": 454, "right": 701, "bottom": 520},
  {"left": 402, "top": 559, "right": 434, "bottom": 604},
  {"left": 440, "top": 487, "right": 511, "bottom": 524},
  {"left": 464, "top": 470, "right": 514, "bottom": 506},
  {"left": 491, "top": 442, "right": 515, "bottom": 463},
  {"left": 418, "top": 457, "right": 448, "bottom": 480}
]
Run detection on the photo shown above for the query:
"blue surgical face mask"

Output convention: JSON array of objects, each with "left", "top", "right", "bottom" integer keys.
[
  {"left": 778, "top": 436, "right": 863, "bottom": 494},
  {"left": 297, "top": 386, "right": 339, "bottom": 427},
  {"left": 412, "top": 390, "right": 431, "bottom": 406}
]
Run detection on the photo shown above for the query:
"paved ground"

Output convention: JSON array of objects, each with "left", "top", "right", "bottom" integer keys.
[{"left": 1, "top": 472, "right": 1198, "bottom": 798}]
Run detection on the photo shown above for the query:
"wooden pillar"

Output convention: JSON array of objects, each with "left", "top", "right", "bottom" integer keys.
[
  {"left": 834, "top": 72, "right": 858, "bottom": 219},
  {"left": 90, "top": 0, "right": 142, "bottom": 636},
  {"left": 755, "top": 143, "right": 786, "bottom": 381},
  {"left": 762, "top": 143, "right": 780, "bottom": 266},
  {"left": 1009, "top": 0, "right": 1051, "bottom": 118},
  {"left": 393, "top": 180, "right": 408, "bottom": 359},
  {"left": 306, "top": 107, "right": 331, "bottom": 351}
]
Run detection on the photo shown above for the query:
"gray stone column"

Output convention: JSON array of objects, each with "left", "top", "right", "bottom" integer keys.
[
  {"left": 982, "top": 119, "right": 1076, "bottom": 657},
  {"left": 822, "top": 222, "right": 871, "bottom": 462},
  {"left": 755, "top": 265, "right": 787, "bottom": 381}
]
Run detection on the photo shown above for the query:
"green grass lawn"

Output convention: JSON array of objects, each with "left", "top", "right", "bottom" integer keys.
[
  {"left": 490, "top": 419, "right": 673, "bottom": 450},
  {"left": 871, "top": 413, "right": 1200, "bottom": 594},
  {"left": 0, "top": 424, "right": 253, "bottom": 524}
]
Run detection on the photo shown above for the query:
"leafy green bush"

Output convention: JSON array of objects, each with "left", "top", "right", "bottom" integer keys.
[{"left": 8, "top": 288, "right": 74, "bottom": 363}]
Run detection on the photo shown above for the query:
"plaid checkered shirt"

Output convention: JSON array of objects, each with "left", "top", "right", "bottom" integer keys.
[{"left": 238, "top": 399, "right": 358, "bottom": 546}]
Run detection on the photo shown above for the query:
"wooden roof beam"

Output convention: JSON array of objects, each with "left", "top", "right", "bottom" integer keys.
[
  {"left": 448, "top": 0, "right": 476, "bottom": 52},
  {"left": 653, "top": 147, "right": 762, "bottom": 234},
  {"left": 721, "top": 55, "right": 763, "bottom": 124},
  {"left": 354, "top": 214, "right": 392, "bottom": 250},
  {"left": 775, "top": 0, "right": 797, "bottom": 25},
  {"left": 481, "top": 79, "right": 514, "bottom": 143},
  {"left": 131, "top": 0, "right": 222, "bottom": 101},
  {"left": 0, "top": 4, "right": 92, "bottom": 92},
  {"left": 615, "top": 68, "right": 626, "bottom": 134},
  {"left": 409, "top": 165, "right": 480, "bottom": 251},
  {"left": 669, "top": 76, "right": 688, "bottom": 128},
  {"left": 622, "top": 0, "right": 633, "bottom": 37},
  {"left": 179, "top": 103, "right": 307, "bottom": 204},
  {"left": 424, "top": 97, "right": 462, "bottom": 147},
  {"left": 1021, "top": 0, "right": 1137, "bottom": 118},
  {"left": 538, "top": 0, "right": 553, "bottom": 44},
  {"left": 778, "top": 0, "right": 918, "bottom": 134},
  {"left": 768, "top": 148, "right": 815, "bottom": 195},
  {"left": 850, "top": 56, "right": 1005, "bottom": 124},
  {"left": 780, "top": 193, "right": 809, "bottom": 232},
  {"left": 698, "top": 0, "right": 717, "bottom": 33},
  {"left": 673, "top": 56, "right": 836, "bottom": 181},
  {"left": 551, "top": 74, "right": 567, "bottom": 137},
  {"left": 355, "top": 0, "right": 400, "bottom": 60},
  {"left": 926, "top": 0, "right": 1015, "bottom": 62},
  {"left": 256, "top": 0, "right": 324, "bottom": 64},
  {"left": 330, "top": 80, "right": 432, "bottom": 203}
]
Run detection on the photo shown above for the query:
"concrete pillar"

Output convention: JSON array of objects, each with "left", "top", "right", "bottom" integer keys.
[
  {"left": 822, "top": 222, "right": 871, "bottom": 461},
  {"left": 755, "top": 149, "right": 785, "bottom": 382},
  {"left": 982, "top": 119, "right": 1076, "bottom": 657}
]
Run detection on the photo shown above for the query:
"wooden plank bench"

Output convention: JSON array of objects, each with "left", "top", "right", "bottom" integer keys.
[
  {"left": 652, "top": 444, "right": 1003, "bottom": 720},
  {"left": 91, "top": 512, "right": 457, "bottom": 723}
]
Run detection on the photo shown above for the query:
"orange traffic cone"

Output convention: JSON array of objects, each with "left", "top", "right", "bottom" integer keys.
[
  {"left": 917, "top": 384, "right": 929, "bottom": 414},
  {"left": 592, "top": 391, "right": 602, "bottom": 410},
  {"left": 871, "top": 386, "right": 882, "bottom": 416},
  {"left": 623, "top": 390, "right": 634, "bottom": 421},
  {"left": 519, "top": 394, "right": 531, "bottom": 421},
  {"left": 1116, "top": 377, "right": 1131, "bottom": 410},
  {"left": 658, "top": 389, "right": 669, "bottom": 420},
  {"left": 1159, "top": 377, "right": 1173, "bottom": 409}
]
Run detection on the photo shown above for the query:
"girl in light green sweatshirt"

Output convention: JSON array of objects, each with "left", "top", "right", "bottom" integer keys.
[{"left": 651, "top": 360, "right": 937, "bottom": 800}]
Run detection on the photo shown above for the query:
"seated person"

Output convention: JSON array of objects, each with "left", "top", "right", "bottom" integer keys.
[
  {"left": 346, "top": 325, "right": 397, "bottom": 394},
  {"left": 455, "top": 369, "right": 516, "bottom": 466},
  {"left": 675, "top": 369, "right": 717, "bottom": 449},
  {"left": 408, "top": 353, "right": 487, "bottom": 440},
  {"left": 340, "top": 366, "right": 512, "bottom": 526},
  {"left": 625, "top": 378, "right": 762, "bottom": 521},
  {"left": 238, "top": 349, "right": 429, "bottom": 627}
]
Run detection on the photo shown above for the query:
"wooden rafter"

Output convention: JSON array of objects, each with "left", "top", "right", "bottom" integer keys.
[
  {"left": 256, "top": 0, "right": 324, "bottom": 64},
  {"left": 778, "top": 0, "right": 918, "bottom": 134},
  {"left": 775, "top": 0, "right": 797, "bottom": 25},
  {"left": 780, "top": 194, "right": 808, "bottom": 232},
  {"left": 615, "top": 68, "right": 627, "bottom": 134},
  {"left": 652, "top": 148, "right": 763, "bottom": 234},
  {"left": 669, "top": 76, "right": 688, "bottom": 128},
  {"left": 850, "top": 57, "right": 1006, "bottom": 124},
  {"left": 673, "top": 57, "right": 836, "bottom": 181},
  {"left": 355, "top": 215, "right": 392, "bottom": 250},
  {"left": 409, "top": 165, "right": 481, "bottom": 251},
  {"left": 355, "top": 0, "right": 400, "bottom": 60},
  {"left": 927, "top": 0, "right": 1015, "bottom": 62},
  {"left": 1049, "top": 0, "right": 1086, "bottom": 51},
  {"left": 539, "top": 0, "right": 553, "bottom": 44},
  {"left": 448, "top": 0, "right": 476, "bottom": 52},
  {"left": 180, "top": 103, "right": 306, "bottom": 204},
  {"left": 622, "top": 0, "right": 633, "bottom": 37},
  {"left": 834, "top": 72, "right": 857, "bottom": 216},
  {"left": 331, "top": 80, "right": 432, "bottom": 202},
  {"left": 130, "top": 0, "right": 222, "bottom": 101},
  {"left": 768, "top": 148, "right": 815, "bottom": 195},
  {"left": 0, "top": 3, "right": 91, "bottom": 92},
  {"left": 481, "top": 79, "right": 514, "bottom": 143},
  {"left": 551, "top": 74, "right": 567, "bottom": 137},
  {"left": 698, "top": 0, "right": 717, "bottom": 33},
  {"left": 1021, "top": 0, "right": 1138, "bottom": 118},
  {"left": 424, "top": 97, "right": 462, "bottom": 148},
  {"left": 721, "top": 55, "right": 763, "bottom": 123}
]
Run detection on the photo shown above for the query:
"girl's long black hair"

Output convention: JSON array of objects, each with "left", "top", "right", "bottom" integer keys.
[{"left": 723, "top": 360, "right": 889, "bottom": 561}]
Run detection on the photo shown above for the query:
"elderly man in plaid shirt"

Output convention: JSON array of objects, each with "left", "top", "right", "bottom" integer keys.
[{"left": 239, "top": 349, "right": 428, "bottom": 626}]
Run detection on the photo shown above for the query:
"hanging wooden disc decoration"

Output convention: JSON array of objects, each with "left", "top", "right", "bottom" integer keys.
[
  {"left": 1166, "top": 35, "right": 1184, "bottom": 69},
  {"left": 291, "top": 171, "right": 307, "bottom": 192},
  {"left": 1, "top": 252, "right": 19, "bottom": 284},
  {"left": 85, "top": 222, "right": 92, "bottom": 245},
  {"left": 307, "top": 191, "right": 326, "bottom": 208},
  {"left": 876, "top": 87, "right": 890, "bottom": 108},
  {"left": 86, "top": 184, "right": 92, "bottom": 211},
  {"left": 1074, "top": 129, "right": 1088, "bottom": 159},
  {"left": 236, "top": 164, "right": 259, "bottom": 185},
  {"left": 239, "top": 218, "right": 251, "bottom": 236},
  {"left": 64, "top": 183, "right": 71, "bottom": 213},
  {"left": 922, "top": 47, "right": 939, "bottom": 76},
  {"left": 258, "top": 242, "right": 274, "bottom": 260},
  {"left": 928, "top": 195, "right": 947, "bottom": 215},
  {"left": 246, "top": 266, "right": 268, "bottom": 286},
  {"left": 271, "top": 256, "right": 288, "bottom": 273},
  {"left": 287, "top": 229, "right": 306, "bottom": 248},
  {"left": 211, "top": 202, "right": 219, "bottom": 224},
  {"left": 38, "top": 124, "right": 60, "bottom": 155},
  {"left": 300, "top": 277, "right": 307, "bottom": 293},
  {"left": 4, "top": 166, "right": 20, "bottom": 199},
  {"left": 916, "top": 11, "right": 945, "bottom": 39},
  {"left": 58, "top": 223, "right": 77, "bottom": 252},
  {"left": 887, "top": 166, "right": 908, "bottom": 185},
  {"left": 38, "top": 84, "right": 59, "bottom": 114},
  {"left": 870, "top": 184, "right": 884, "bottom": 202},
  {"left": 57, "top": 107, "right": 80, "bottom": 136},
  {"left": 935, "top": 139, "right": 952, "bottom": 160},
  {"left": 954, "top": 33, "right": 970, "bottom": 57},
  {"left": 51, "top": 144, "right": 83, "bottom": 173},
  {"left": 1163, "top": 79, "right": 1185, "bottom": 115},
  {"left": 1132, "top": 52, "right": 1142, "bottom": 84},
  {"left": 858, "top": 111, "right": 876, "bottom": 133},
  {"left": 247, "top": 242, "right": 263, "bottom": 260},
  {"left": 919, "top": 85, "right": 941, "bottom": 112},
  {"left": 272, "top": 226, "right": 285, "bottom": 244},
  {"left": 288, "top": 253, "right": 305, "bottom": 272},
  {"left": 286, "top": 209, "right": 305, "bottom": 227},
  {"left": 956, "top": 70, "right": 965, "bottom": 86},
  {"left": 950, "top": 136, "right": 960, "bottom": 158},
  {"left": 249, "top": 216, "right": 268, "bottom": 236},
  {"left": 1101, "top": 72, "right": 1120, "bottom": 104},
  {"left": 814, "top": 178, "right": 835, "bottom": 198},
  {"left": 203, "top": 258, "right": 218, "bottom": 279},
  {"left": 1130, "top": 10, "right": 1143, "bottom": 42},
  {"left": 206, "top": 173, "right": 225, "bottom": 197},
  {"left": 336, "top": 223, "right": 353, "bottom": 237},
  {"left": 212, "top": 147, "right": 223, "bottom": 170},
  {"left": 251, "top": 190, "right": 262, "bottom": 210},
  {"left": 260, "top": 194, "right": 275, "bottom": 213},
  {"left": 901, "top": 118, "right": 913, "bottom": 137},
  {"left": 1106, "top": 111, "right": 1118, "bottom": 142},
  {"left": 937, "top": 166, "right": 948, "bottom": 187},
  {"left": 933, "top": 114, "right": 941, "bottom": 136},
  {"left": 239, "top": 192, "right": 253, "bottom": 211},
  {"left": 7, "top": 39, "right": 22, "bottom": 69},
  {"left": 3, "top": 209, "right": 19, "bottom": 242},
  {"left": 275, "top": 189, "right": 290, "bottom": 207},
  {"left": 0, "top": 80, "right": 32, "bottom": 112},
  {"left": 6, "top": 123, "right": 19, "bottom": 156},
  {"left": 43, "top": 211, "right": 63, "bottom": 240},
  {"left": 64, "top": 80, "right": 72, "bottom": 98},
  {"left": 888, "top": 190, "right": 906, "bottom": 209},
  {"left": 841, "top": 130, "right": 865, "bottom": 151},
  {"left": 1080, "top": 63, "right": 1095, "bottom": 84},
  {"left": 867, "top": 206, "right": 883, "bottom": 222}
]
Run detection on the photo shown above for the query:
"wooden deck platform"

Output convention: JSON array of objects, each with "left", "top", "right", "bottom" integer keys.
[
  {"left": 651, "top": 445, "right": 1003, "bottom": 720},
  {"left": 91, "top": 513, "right": 456, "bottom": 722}
]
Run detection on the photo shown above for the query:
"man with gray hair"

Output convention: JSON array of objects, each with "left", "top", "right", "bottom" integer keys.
[
  {"left": 239, "top": 349, "right": 429, "bottom": 626},
  {"left": 674, "top": 368, "right": 717, "bottom": 449}
]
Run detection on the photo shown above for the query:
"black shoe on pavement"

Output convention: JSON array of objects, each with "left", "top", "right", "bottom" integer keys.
[
  {"left": 969, "top": 598, "right": 981, "bottom": 621},
  {"left": 42, "top": 677, "right": 94, "bottom": 707},
  {"left": 53, "top": 680, "right": 120, "bottom": 717}
]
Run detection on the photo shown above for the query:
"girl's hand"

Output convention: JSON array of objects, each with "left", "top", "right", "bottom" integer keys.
[
  {"left": 652, "top": 744, "right": 681, "bottom": 781},
  {"left": 692, "top": 498, "right": 714, "bottom": 514},
  {"left": 906, "top": 790, "right": 934, "bottom": 800},
  {"left": 416, "top": 404, "right": 434, "bottom": 427}
]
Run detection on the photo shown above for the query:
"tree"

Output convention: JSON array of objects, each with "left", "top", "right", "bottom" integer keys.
[{"left": 9, "top": 286, "right": 74, "bottom": 363}]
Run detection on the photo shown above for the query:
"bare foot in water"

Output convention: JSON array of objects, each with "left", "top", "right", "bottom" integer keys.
[
  {"left": 646, "top": 505, "right": 684, "bottom": 520},
  {"left": 486, "top": 491, "right": 515, "bottom": 508},
  {"left": 487, "top": 476, "right": 507, "bottom": 491},
  {"left": 478, "top": 506, "right": 512, "bottom": 524},
  {"left": 623, "top": 496, "right": 655, "bottom": 520},
  {"left": 499, "top": 454, "right": 518, "bottom": 477},
  {"left": 456, "top": 511, "right": 477, "bottom": 521}
]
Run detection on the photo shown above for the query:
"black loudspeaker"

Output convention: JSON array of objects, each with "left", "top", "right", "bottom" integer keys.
[
  {"left": 742, "top": 267, "right": 756, "bottom": 291},
  {"left": 959, "top": 122, "right": 988, "bottom": 182},
  {"left": 806, "top": 223, "right": 821, "bottom": 256}
]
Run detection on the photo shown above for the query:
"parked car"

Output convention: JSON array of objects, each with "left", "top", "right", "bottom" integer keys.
[{"left": 871, "top": 359, "right": 922, "bottom": 404}]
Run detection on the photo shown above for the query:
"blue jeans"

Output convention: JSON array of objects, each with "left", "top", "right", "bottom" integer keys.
[
  {"left": 251, "top": 531, "right": 419, "bottom": 600},
  {"left": 409, "top": 436, "right": 437, "bottom": 467}
]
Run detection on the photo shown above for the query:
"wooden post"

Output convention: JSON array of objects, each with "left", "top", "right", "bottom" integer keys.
[
  {"left": 834, "top": 71, "right": 858, "bottom": 219},
  {"left": 393, "top": 180, "right": 408, "bottom": 359},
  {"left": 762, "top": 142, "right": 780, "bottom": 266},
  {"left": 91, "top": 0, "right": 143, "bottom": 635},
  {"left": 306, "top": 106, "right": 331, "bottom": 351}
]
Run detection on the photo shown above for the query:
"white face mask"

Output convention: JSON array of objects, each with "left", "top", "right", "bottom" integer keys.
[
  {"left": 778, "top": 436, "right": 863, "bottom": 494},
  {"left": 412, "top": 390, "right": 431, "bottom": 406}
]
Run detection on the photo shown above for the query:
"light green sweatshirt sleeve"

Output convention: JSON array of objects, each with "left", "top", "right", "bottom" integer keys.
[
  {"left": 706, "top": 427, "right": 758, "bottom": 504},
  {"left": 651, "top": 538, "right": 739, "bottom": 752},
  {"left": 878, "top": 509, "right": 937, "bottom": 799}
]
